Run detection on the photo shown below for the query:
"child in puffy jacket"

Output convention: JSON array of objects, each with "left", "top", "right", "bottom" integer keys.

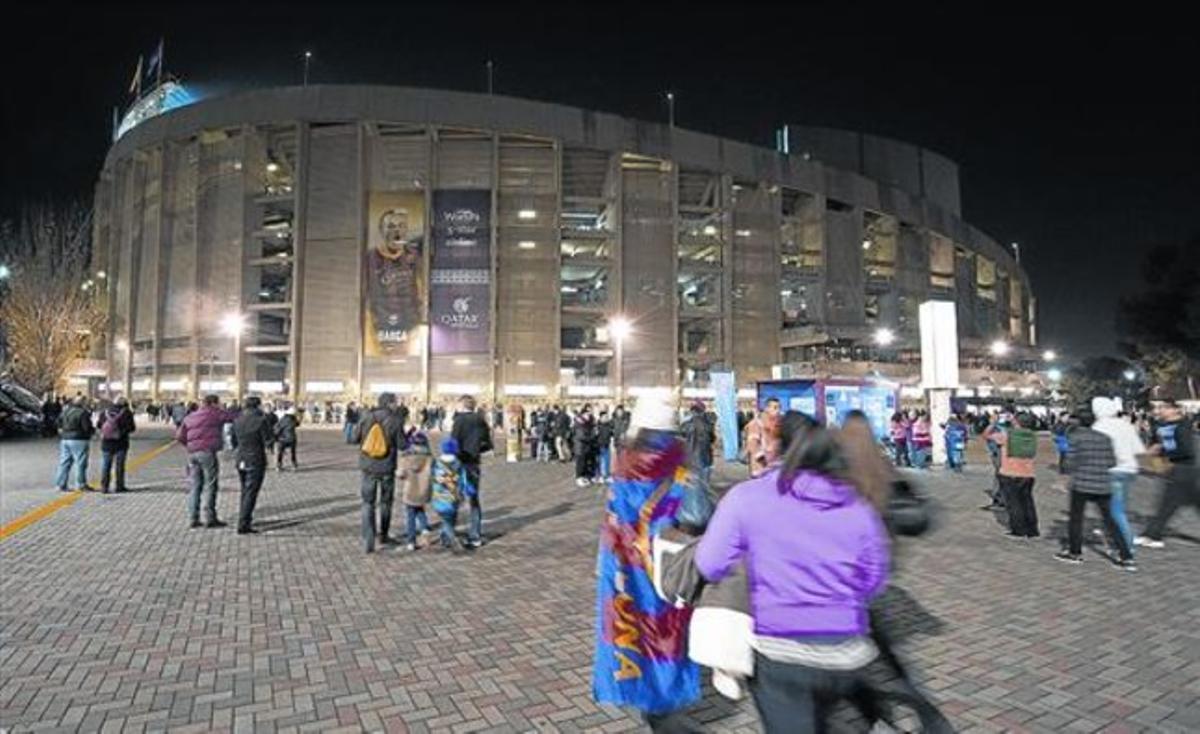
[
  {"left": 431, "top": 438, "right": 470, "bottom": 549},
  {"left": 398, "top": 430, "right": 433, "bottom": 551}
]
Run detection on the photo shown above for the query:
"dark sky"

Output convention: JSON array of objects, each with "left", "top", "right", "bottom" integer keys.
[{"left": 4, "top": 6, "right": 1197, "bottom": 361}]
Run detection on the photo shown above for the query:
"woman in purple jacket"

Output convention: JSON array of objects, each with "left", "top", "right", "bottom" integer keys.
[{"left": 694, "top": 423, "right": 891, "bottom": 732}]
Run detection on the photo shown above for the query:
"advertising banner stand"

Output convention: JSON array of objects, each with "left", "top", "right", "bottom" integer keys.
[{"left": 711, "top": 372, "right": 739, "bottom": 462}]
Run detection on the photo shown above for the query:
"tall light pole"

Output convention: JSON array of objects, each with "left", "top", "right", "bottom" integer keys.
[
  {"left": 665, "top": 91, "right": 675, "bottom": 129},
  {"left": 609, "top": 316, "right": 631, "bottom": 405},
  {"left": 486, "top": 60, "right": 494, "bottom": 95},
  {"left": 220, "top": 312, "right": 247, "bottom": 400},
  {"left": 303, "top": 51, "right": 312, "bottom": 86}
]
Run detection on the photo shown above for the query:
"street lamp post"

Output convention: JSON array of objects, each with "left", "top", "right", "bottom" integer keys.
[
  {"left": 303, "top": 51, "right": 312, "bottom": 86},
  {"left": 220, "top": 312, "right": 247, "bottom": 400},
  {"left": 609, "top": 316, "right": 631, "bottom": 405}
]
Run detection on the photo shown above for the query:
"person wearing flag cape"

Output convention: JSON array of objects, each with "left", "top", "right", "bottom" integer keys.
[{"left": 593, "top": 394, "right": 701, "bottom": 731}]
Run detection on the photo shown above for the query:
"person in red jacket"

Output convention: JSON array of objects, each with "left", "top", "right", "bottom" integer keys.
[{"left": 176, "top": 394, "right": 235, "bottom": 529}]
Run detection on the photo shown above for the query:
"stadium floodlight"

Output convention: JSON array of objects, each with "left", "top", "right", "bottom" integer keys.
[
  {"left": 220, "top": 312, "right": 247, "bottom": 337},
  {"left": 608, "top": 316, "right": 632, "bottom": 344}
]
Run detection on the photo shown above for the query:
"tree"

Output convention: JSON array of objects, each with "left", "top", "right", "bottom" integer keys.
[
  {"left": 0, "top": 203, "right": 105, "bottom": 396},
  {"left": 1060, "top": 356, "right": 1144, "bottom": 411},
  {"left": 1118, "top": 238, "right": 1200, "bottom": 399}
]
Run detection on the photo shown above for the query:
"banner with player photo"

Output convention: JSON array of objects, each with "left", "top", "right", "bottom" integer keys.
[{"left": 365, "top": 191, "right": 425, "bottom": 357}]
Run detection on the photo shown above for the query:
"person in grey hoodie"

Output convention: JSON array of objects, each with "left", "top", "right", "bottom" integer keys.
[{"left": 1092, "top": 397, "right": 1145, "bottom": 551}]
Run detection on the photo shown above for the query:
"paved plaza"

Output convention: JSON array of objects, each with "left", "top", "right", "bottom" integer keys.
[{"left": 2, "top": 426, "right": 1199, "bottom": 733}]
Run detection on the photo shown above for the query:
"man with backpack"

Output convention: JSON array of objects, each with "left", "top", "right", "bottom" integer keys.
[
  {"left": 985, "top": 412, "right": 1040, "bottom": 538},
  {"left": 55, "top": 396, "right": 95, "bottom": 492},
  {"left": 354, "top": 392, "right": 407, "bottom": 553},
  {"left": 273, "top": 408, "right": 300, "bottom": 471},
  {"left": 97, "top": 397, "right": 136, "bottom": 493}
]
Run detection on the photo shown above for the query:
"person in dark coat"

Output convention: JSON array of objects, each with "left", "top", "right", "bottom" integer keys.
[
  {"left": 97, "top": 397, "right": 136, "bottom": 493},
  {"left": 554, "top": 406, "right": 572, "bottom": 462},
  {"left": 354, "top": 392, "right": 408, "bottom": 552},
  {"left": 231, "top": 396, "right": 274, "bottom": 534},
  {"left": 273, "top": 409, "right": 300, "bottom": 470},
  {"left": 55, "top": 396, "right": 94, "bottom": 492},
  {"left": 343, "top": 401, "right": 361, "bottom": 444},
  {"left": 594, "top": 410, "right": 615, "bottom": 483},
  {"left": 451, "top": 394, "right": 493, "bottom": 548},
  {"left": 573, "top": 404, "right": 597, "bottom": 486},
  {"left": 611, "top": 404, "right": 630, "bottom": 441},
  {"left": 681, "top": 401, "right": 716, "bottom": 484}
]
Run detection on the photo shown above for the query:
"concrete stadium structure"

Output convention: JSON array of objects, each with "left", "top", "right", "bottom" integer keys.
[{"left": 93, "top": 85, "right": 1038, "bottom": 404}]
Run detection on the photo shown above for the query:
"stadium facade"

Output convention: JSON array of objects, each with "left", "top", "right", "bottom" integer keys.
[{"left": 93, "top": 85, "right": 1038, "bottom": 404}]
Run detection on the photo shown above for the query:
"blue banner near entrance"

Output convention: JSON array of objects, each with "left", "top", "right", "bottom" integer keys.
[{"left": 711, "top": 371, "right": 739, "bottom": 462}]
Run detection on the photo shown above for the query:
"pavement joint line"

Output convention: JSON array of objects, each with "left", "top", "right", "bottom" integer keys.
[{"left": 0, "top": 439, "right": 177, "bottom": 541}]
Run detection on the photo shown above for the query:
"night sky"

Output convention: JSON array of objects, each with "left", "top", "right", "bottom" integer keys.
[{"left": 4, "top": 6, "right": 1196, "bottom": 361}]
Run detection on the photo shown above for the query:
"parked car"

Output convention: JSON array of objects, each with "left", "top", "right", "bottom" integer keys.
[{"left": 0, "top": 390, "right": 42, "bottom": 438}]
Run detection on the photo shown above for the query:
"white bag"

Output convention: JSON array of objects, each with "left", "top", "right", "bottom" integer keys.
[{"left": 688, "top": 607, "right": 755, "bottom": 678}]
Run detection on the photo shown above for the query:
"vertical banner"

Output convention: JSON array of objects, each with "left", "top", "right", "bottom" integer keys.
[
  {"left": 431, "top": 189, "right": 491, "bottom": 355},
  {"left": 711, "top": 371, "right": 739, "bottom": 462},
  {"left": 365, "top": 192, "right": 425, "bottom": 357},
  {"left": 432, "top": 190, "right": 491, "bottom": 269},
  {"left": 430, "top": 270, "right": 490, "bottom": 353}
]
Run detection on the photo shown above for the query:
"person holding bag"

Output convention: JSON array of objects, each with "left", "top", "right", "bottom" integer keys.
[{"left": 693, "top": 422, "right": 891, "bottom": 732}]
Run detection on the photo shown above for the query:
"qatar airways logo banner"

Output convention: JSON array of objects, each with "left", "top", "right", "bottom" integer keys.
[
  {"left": 430, "top": 269, "right": 490, "bottom": 354},
  {"left": 432, "top": 190, "right": 491, "bottom": 269}
]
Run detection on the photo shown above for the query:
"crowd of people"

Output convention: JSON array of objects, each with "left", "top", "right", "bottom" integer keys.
[
  {"left": 591, "top": 393, "right": 1199, "bottom": 731},
  {"left": 36, "top": 377, "right": 1200, "bottom": 730},
  {"left": 974, "top": 398, "right": 1199, "bottom": 569}
]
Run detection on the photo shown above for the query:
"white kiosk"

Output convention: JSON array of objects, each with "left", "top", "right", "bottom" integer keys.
[{"left": 919, "top": 301, "right": 960, "bottom": 466}]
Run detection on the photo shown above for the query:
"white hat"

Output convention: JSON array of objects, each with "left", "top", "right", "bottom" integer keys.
[{"left": 628, "top": 393, "right": 678, "bottom": 435}]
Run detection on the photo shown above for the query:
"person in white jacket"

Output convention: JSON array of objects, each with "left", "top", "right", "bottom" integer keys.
[{"left": 1092, "top": 397, "right": 1146, "bottom": 551}]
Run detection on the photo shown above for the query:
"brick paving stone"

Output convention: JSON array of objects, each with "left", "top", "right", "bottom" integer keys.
[{"left": 2, "top": 428, "right": 1199, "bottom": 732}]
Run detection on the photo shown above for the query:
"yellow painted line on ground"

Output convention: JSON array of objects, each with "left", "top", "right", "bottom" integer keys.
[
  {"left": 0, "top": 491, "right": 85, "bottom": 540},
  {"left": 0, "top": 440, "right": 177, "bottom": 541}
]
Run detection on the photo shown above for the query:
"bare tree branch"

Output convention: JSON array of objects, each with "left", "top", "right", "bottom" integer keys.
[{"left": 0, "top": 202, "right": 105, "bottom": 396}]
